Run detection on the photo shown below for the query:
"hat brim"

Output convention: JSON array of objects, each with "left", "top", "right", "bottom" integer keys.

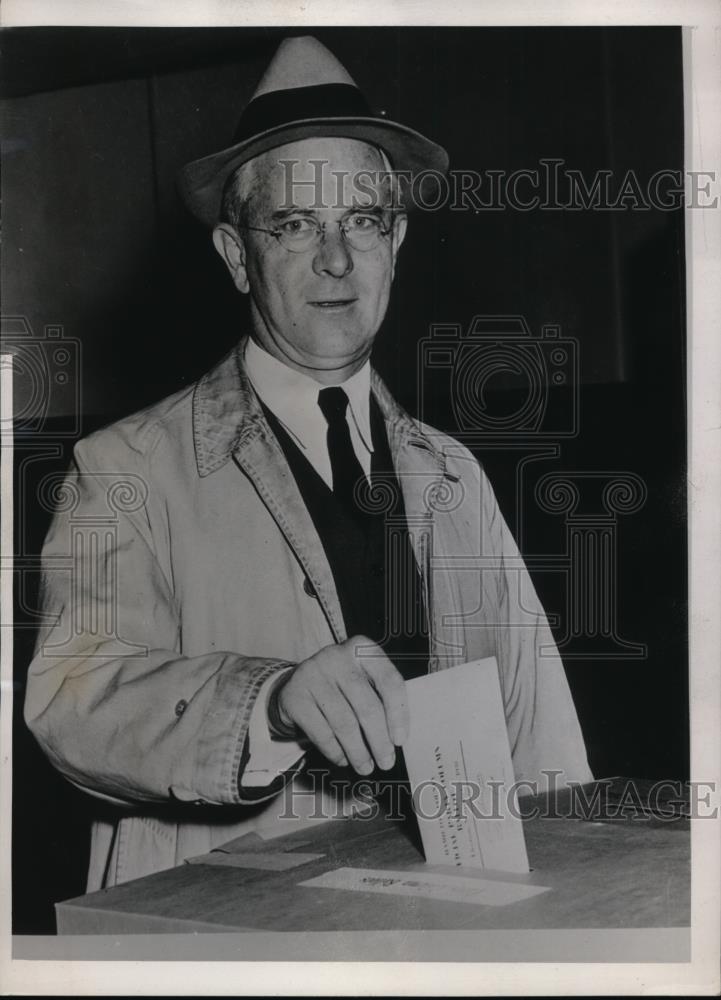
[{"left": 177, "top": 116, "right": 449, "bottom": 227}]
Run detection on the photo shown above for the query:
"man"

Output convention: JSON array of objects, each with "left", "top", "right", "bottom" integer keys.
[{"left": 25, "top": 36, "right": 592, "bottom": 892}]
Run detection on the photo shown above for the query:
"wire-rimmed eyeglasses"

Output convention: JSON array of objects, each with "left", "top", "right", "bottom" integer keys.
[{"left": 240, "top": 211, "right": 394, "bottom": 253}]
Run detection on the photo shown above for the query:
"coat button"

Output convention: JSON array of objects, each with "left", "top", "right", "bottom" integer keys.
[
  {"left": 303, "top": 577, "right": 317, "bottom": 598},
  {"left": 175, "top": 699, "right": 188, "bottom": 717}
]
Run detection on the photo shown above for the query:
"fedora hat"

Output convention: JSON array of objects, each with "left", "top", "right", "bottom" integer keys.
[{"left": 178, "top": 35, "right": 449, "bottom": 226}]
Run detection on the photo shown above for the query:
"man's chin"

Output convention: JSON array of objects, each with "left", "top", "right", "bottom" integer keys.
[
  {"left": 295, "top": 330, "right": 375, "bottom": 370},
  {"left": 302, "top": 352, "right": 372, "bottom": 377}
]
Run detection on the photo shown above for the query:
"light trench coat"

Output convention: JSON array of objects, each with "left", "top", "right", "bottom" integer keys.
[{"left": 25, "top": 341, "right": 592, "bottom": 891}]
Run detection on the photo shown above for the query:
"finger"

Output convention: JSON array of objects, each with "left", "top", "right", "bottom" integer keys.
[
  {"left": 336, "top": 672, "right": 396, "bottom": 770},
  {"left": 286, "top": 694, "right": 349, "bottom": 768},
  {"left": 354, "top": 645, "right": 409, "bottom": 746},
  {"left": 314, "top": 684, "right": 376, "bottom": 776}
]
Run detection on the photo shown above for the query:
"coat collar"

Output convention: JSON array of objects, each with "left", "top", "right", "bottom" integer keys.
[{"left": 192, "top": 337, "right": 447, "bottom": 478}]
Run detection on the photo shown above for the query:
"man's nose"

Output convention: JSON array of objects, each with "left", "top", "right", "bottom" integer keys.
[{"left": 311, "top": 224, "right": 354, "bottom": 278}]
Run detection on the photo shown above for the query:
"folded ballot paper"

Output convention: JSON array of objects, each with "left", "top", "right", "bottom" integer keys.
[{"left": 403, "top": 657, "right": 530, "bottom": 874}]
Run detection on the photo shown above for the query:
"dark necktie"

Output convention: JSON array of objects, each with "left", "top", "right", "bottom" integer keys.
[{"left": 317, "top": 386, "right": 367, "bottom": 508}]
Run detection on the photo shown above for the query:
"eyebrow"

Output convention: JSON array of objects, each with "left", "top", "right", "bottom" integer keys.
[
  {"left": 269, "top": 206, "right": 313, "bottom": 222},
  {"left": 269, "top": 204, "right": 388, "bottom": 222}
]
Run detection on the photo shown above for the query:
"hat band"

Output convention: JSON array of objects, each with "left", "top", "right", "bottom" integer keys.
[{"left": 232, "top": 83, "right": 374, "bottom": 144}]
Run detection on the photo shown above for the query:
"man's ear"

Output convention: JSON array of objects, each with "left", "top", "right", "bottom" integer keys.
[
  {"left": 212, "top": 224, "right": 250, "bottom": 294},
  {"left": 390, "top": 213, "right": 408, "bottom": 278}
]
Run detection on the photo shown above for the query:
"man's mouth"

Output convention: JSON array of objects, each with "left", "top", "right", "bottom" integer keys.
[{"left": 308, "top": 298, "right": 357, "bottom": 309}]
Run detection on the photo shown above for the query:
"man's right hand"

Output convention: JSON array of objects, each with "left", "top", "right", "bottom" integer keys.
[{"left": 273, "top": 636, "right": 409, "bottom": 775}]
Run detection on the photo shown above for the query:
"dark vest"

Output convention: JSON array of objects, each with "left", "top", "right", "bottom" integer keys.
[{"left": 260, "top": 396, "right": 430, "bottom": 683}]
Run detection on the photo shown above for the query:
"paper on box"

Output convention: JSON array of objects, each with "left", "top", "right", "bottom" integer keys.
[{"left": 404, "top": 658, "right": 530, "bottom": 873}]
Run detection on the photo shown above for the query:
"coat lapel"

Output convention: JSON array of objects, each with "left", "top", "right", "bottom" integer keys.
[
  {"left": 371, "top": 372, "right": 467, "bottom": 671},
  {"left": 193, "top": 342, "right": 346, "bottom": 641},
  {"left": 233, "top": 429, "right": 348, "bottom": 642}
]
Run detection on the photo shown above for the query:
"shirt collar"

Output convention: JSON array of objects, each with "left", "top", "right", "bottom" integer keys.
[
  {"left": 243, "top": 336, "right": 373, "bottom": 455},
  {"left": 191, "top": 337, "right": 447, "bottom": 479}
]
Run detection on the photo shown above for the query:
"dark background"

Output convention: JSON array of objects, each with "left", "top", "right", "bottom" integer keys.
[{"left": 2, "top": 26, "right": 687, "bottom": 933}]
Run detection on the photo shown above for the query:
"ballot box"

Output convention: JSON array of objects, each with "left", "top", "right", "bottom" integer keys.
[{"left": 55, "top": 781, "right": 689, "bottom": 937}]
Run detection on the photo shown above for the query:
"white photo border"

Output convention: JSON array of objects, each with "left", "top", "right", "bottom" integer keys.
[{"left": 1, "top": 1, "right": 719, "bottom": 995}]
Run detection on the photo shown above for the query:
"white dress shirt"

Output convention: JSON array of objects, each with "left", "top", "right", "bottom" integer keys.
[
  {"left": 241, "top": 337, "right": 374, "bottom": 785},
  {"left": 244, "top": 336, "right": 374, "bottom": 486}
]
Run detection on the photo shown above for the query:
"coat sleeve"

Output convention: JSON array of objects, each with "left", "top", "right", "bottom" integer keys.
[
  {"left": 24, "top": 434, "right": 301, "bottom": 809},
  {"left": 474, "top": 458, "right": 594, "bottom": 788}
]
